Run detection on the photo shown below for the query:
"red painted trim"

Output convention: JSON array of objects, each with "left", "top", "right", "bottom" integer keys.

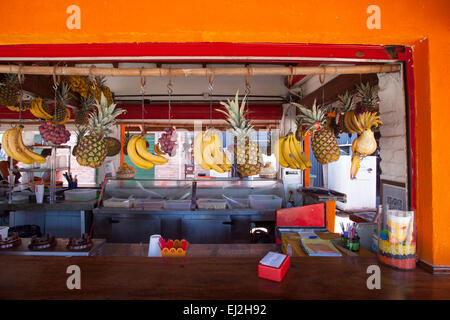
[
  {"left": 400, "top": 48, "right": 416, "bottom": 210},
  {"left": 0, "top": 42, "right": 396, "bottom": 62},
  {"left": 116, "top": 103, "right": 282, "bottom": 120},
  {"left": 0, "top": 103, "right": 282, "bottom": 120}
]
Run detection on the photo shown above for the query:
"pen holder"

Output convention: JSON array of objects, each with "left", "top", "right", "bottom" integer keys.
[
  {"left": 341, "top": 235, "right": 360, "bottom": 252},
  {"left": 159, "top": 238, "right": 189, "bottom": 257},
  {"left": 377, "top": 208, "right": 416, "bottom": 270}
]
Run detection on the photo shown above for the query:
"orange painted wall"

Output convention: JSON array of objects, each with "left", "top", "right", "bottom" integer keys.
[{"left": 0, "top": 0, "right": 449, "bottom": 266}]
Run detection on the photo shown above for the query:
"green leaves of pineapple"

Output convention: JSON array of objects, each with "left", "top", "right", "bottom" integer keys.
[
  {"left": 215, "top": 90, "right": 253, "bottom": 136},
  {"left": 88, "top": 92, "right": 126, "bottom": 135}
]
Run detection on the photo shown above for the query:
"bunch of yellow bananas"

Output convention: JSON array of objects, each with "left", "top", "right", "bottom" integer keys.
[
  {"left": 274, "top": 133, "right": 312, "bottom": 170},
  {"left": 68, "top": 76, "right": 90, "bottom": 98},
  {"left": 153, "top": 144, "right": 166, "bottom": 155},
  {"left": 5, "top": 95, "right": 30, "bottom": 112},
  {"left": 1, "top": 126, "right": 45, "bottom": 164},
  {"left": 193, "top": 129, "right": 233, "bottom": 173},
  {"left": 127, "top": 135, "right": 168, "bottom": 169},
  {"left": 343, "top": 111, "right": 365, "bottom": 134},
  {"left": 29, "top": 97, "right": 71, "bottom": 124}
]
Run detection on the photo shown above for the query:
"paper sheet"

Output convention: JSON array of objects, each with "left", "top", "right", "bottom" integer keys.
[{"left": 259, "top": 251, "right": 287, "bottom": 268}]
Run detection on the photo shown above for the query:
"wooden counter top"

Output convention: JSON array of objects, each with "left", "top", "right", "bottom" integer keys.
[{"left": 0, "top": 255, "right": 449, "bottom": 299}]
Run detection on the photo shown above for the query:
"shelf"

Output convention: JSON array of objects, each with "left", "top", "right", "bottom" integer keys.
[
  {"left": 19, "top": 167, "right": 70, "bottom": 172},
  {"left": 28, "top": 145, "right": 71, "bottom": 149}
]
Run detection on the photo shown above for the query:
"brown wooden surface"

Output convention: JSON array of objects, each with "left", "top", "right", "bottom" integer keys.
[
  {"left": 101, "top": 243, "right": 277, "bottom": 257},
  {"left": 281, "top": 233, "right": 374, "bottom": 257},
  {"left": 1, "top": 255, "right": 449, "bottom": 300}
]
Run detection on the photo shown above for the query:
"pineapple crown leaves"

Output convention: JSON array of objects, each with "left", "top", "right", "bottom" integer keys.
[
  {"left": 0, "top": 73, "right": 19, "bottom": 87},
  {"left": 79, "top": 94, "right": 95, "bottom": 111},
  {"left": 75, "top": 125, "right": 88, "bottom": 142},
  {"left": 293, "top": 99, "right": 326, "bottom": 128},
  {"left": 337, "top": 90, "right": 355, "bottom": 112},
  {"left": 216, "top": 90, "right": 253, "bottom": 138},
  {"left": 56, "top": 82, "right": 71, "bottom": 107},
  {"left": 88, "top": 92, "right": 126, "bottom": 136},
  {"left": 356, "top": 82, "right": 379, "bottom": 107}
]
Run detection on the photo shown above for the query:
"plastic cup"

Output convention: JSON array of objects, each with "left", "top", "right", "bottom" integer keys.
[
  {"left": 35, "top": 184, "right": 44, "bottom": 204},
  {"left": 148, "top": 234, "right": 162, "bottom": 257},
  {"left": 387, "top": 212, "right": 412, "bottom": 244}
]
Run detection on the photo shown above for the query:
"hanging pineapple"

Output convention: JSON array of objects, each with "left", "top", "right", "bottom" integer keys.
[
  {"left": 89, "top": 76, "right": 114, "bottom": 105},
  {"left": 294, "top": 100, "right": 340, "bottom": 165},
  {"left": 350, "top": 112, "right": 383, "bottom": 179},
  {"left": 54, "top": 82, "right": 71, "bottom": 123},
  {"left": 0, "top": 74, "right": 19, "bottom": 107},
  {"left": 216, "top": 91, "right": 261, "bottom": 177},
  {"left": 355, "top": 82, "right": 379, "bottom": 114},
  {"left": 75, "top": 95, "right": 95, "bottom": 125},
  {"left": 72, "top": 125, "right": 88, "bottom": 156},
  {"left": 75, "top": 93, "right": 125, "bottom": 168},
  {"left": 336, "top": 90, "right": 356, "bottom": 134}
]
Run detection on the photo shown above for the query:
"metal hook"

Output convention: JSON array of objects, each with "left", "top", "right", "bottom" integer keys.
[
  {"left": 287, "top": 65, "right": 294, "bottom": 88},
  {"left": 167, "top": 68, "right": 173, "bottom": 95},
  {"left": 207, "top": 69, "right": 215, "bottom": 128},
  {"left": 319, "top": 66, "right": 326, "bottom": 85},
  {"left": 88, "top": 65, "right": 96, "bottom": 86},
  {"left": 139, "top": 67, "right": 146, "bottom": 95},
  {"left": 52, "top": 64, "right": 61, "bottom": 89},
  {"left": 245, "top": 66, "right": 251, "bottom": 95},
  {"left": 17, "top": 65, "right": 25, "bottom": 86}
]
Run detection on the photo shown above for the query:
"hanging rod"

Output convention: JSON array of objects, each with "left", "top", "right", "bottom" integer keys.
[{"left": 0, "top": 64, "right": 400, "bottom": 77}]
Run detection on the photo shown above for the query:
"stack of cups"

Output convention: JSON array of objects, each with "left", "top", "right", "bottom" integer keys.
[{"left": 35, "top": 184, "right": 45, "bottom": 204}]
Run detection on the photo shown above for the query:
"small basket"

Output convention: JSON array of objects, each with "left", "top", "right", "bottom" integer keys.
[
  {"left": 115, "top": 172, "right": 135, "bottom": 179},
  {"left": 160, "top": 238, "right": 189, "bottom": 257},
  {"left": 259, "top": 173, "right": 277, "bottom": 179}
]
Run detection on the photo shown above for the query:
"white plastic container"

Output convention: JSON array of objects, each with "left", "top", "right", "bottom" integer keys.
[
  {"left": 103, "top": 197, "right": 133, "bottom": 208},
  {"left": 197, "top": 199, "right": 227, "bottom": 210},
  {"left": 249, "top": 195, "right": 282, "bottom": 210},
  {"left": 64, "top": 189, "right": 97, "bottom": 202},
  {"left": 164, "top": 200, "right": 191, "bottom": 210},
  {"left": 223, "top": 196, "right": 250, "bottom": 209},
  {"left": 0, "top": 226, "right": 9, "bottom": 239}
]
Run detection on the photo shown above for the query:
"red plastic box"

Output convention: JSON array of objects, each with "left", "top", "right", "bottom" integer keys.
[{"left": 258, "top": 253, "right": 290, "bottom": 282}]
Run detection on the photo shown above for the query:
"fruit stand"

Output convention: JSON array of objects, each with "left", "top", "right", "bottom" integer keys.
[{"left": 0, "top": 61, "right": 401, "bottom": 243}]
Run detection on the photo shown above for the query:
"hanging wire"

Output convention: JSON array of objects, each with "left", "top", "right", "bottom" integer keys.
[
  {"left": 208, "top": 69, "right": 215, "bottom": 128},
  {"left": 139, "top": 67, "right": 147, "bottom": 134},
  {"left": 88, "top": 65, "right": 97, "bottom": 104},
  {"left": 17, "top": 65, "right": 25, "bottom": 124},
  {"left": 320, "top": 66, "right": 326, "bottom": 109},
  {"left": 52, "top": 64, "right": 61, "bottom": 124},
  {"left": 167, "top": 68, "right": 173, "bottom": 127}
]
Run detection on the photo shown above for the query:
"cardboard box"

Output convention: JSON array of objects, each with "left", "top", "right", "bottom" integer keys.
[{"left": 258, "top": 252, "right": 290, "bottom": 282}]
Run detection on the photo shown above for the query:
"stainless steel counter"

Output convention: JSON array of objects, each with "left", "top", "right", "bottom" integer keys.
[{"left": 93, "top": 207, "right": 276, "bottom": 244}]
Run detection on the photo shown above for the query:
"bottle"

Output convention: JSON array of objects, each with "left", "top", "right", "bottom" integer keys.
[{"left": 352, "top": 232, "right": 360, "bottom": 252}]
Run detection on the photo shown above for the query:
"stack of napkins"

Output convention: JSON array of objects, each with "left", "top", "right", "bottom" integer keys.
[{"left": 300, "top": 239, "right": 342, "bottom": 257}]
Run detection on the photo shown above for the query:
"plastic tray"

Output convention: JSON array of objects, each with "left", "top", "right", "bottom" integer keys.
[
  {"left": 64, "top": 189, "right": 97, "bottom": 202},
  {"left": 197, "top": 198, "right": 227, "bottom": 210},
  {"left": 164, "top": 200, "right": 191, "bottom": 210},
  {"left": 135, "top": 199, "right": 165, "bottom": 210},
  {"left": 249, "top": 195, "right": 282, "bottom": 210},
  {"left": 103, "top": 197, "right": 133, "bottom": 208},
  {"left": 223, "top": 196, "right": 250, "bottom": 209}
]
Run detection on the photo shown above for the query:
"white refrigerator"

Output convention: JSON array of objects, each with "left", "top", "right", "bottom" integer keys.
[{"left": 327, "top": 155, "right": 377, "bottom": 211}]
